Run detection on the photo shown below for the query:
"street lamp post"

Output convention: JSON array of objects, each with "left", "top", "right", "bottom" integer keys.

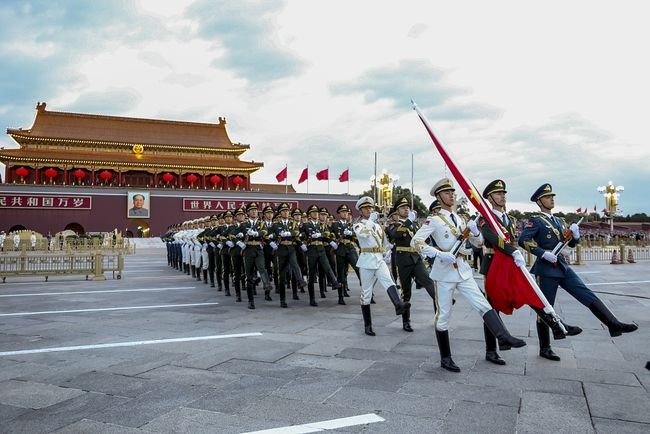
[{"left": 597, "top": 181, "right": 624, "bottom": 234}]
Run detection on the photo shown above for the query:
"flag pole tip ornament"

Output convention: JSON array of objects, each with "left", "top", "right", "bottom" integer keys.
[
  {"left": 430, "top": 178, "right": 455, "bottom": 197},
  {"left": 356, "top": 196, "right": 375, "bottom": 210},
  {"left": 530, "top": 184, "right": 555, "bottom": 202},
  {"left": 483, "top": 179, "right": 507, "bottom": 199}
]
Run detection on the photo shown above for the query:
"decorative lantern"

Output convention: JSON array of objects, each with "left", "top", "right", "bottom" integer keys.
[
  {"left": 162, "top": 172, "right": 174, "bottom": 184},
  {"left": 73, "top": 169, "right": 86, "bottom": 184},
  {"left": 209, "top": 175, "right": 222, "bottom": 187},
  {"left": 15, "top": 167, "right": 29, "bottom": 183},
  {"left": 232, "top": 175, "right": 243, "bottom": 189},
  {"left": 44, "top": 168, "right": 58, "bottom": 183},
  {"left": 99, "top": 170, "right": 113, "bottom": 184},
  {"left": 186, "top": 173, "right": 198, "bottom": 187}
]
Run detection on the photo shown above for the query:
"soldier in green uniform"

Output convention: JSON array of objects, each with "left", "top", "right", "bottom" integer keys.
[
  {"left": 272, "top": 202, "right": 306, "bottom": 306},
  {"left": 301, "top": 204, "right": 342, "bottom": 306},
  {"left": 292, "top": 207, "right": 307, "bottom": 294},
  {"left": 330, "top": 204, "right": 359, "bottom": 304},
  {"left": 225, "top": 208, "right": 247, "bottom": 301},
  {"left": 386, "top": 197, "right": 439, "bottom": 332},
  {"left": 240, "top": 202, "right": 273, "bottom": 309}
]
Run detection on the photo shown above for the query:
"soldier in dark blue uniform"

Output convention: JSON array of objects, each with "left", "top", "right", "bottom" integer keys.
[{"left": 519, "top": 183, "right": 638, "bottom": 361}]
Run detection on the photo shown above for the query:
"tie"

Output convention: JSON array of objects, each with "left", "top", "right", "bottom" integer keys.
[
  {"left": 502, "top": 214, "right": 508, "bottom": 227},
  {"left": 450, "top": 213, "right": 457, "bottom": 227}
]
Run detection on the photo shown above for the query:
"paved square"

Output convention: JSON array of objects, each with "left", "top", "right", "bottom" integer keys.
[{"left": 0, "top": 248, "right": 648, "bottom": 433}]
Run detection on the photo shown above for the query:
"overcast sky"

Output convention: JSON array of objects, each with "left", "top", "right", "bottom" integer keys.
[{"left": 1, "top": 0, "right": 648, "bottom": 214}]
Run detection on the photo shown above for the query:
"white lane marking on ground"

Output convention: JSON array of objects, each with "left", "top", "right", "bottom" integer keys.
[
  {"left": 0, "top": 302, "right": 219, "bottom": 317},
  {"left": 0, "top": 286, "right": 198, "bottom": 298},
  {"left": 590, "top": 280, "right": 650, "bottom": 286},
  {"left": 241, "top": 413, "right": 385, "bottom": 434},
  {"left": 575, "top": 271, "right": 601, "bottom": 274},
  {"left": 0, "top": 332, "right": 262, "bottom": 356}
]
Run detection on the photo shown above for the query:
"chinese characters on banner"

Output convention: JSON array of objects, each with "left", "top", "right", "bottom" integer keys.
[
  {"left": 0, "top": 195, "right": 92, "bottom": 209},
  {"left": 183, "top": 198, "right": 299, "bottom": 212}
]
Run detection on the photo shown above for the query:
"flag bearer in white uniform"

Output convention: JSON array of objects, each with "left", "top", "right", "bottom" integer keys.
[
  {"left": 411, "top": 178, "right": 526, "bottom": 372},
  {"left": 353, "top": 196, "right": 410, "bottom": 336}
]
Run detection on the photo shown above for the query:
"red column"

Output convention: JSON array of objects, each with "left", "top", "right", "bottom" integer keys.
[
  {"left": 118, "top": 171, "right": 122, "bottom": 186},
  {"left": 64, "top": 168, "right": 68, "bottom": 185},
  {"left": 35, "top": 167, "right": 40, "bottom": 184},
  {"left": 6, "top": 166, "right": 12, "bottom": 183},
  {"left": 202, "top": 174, "right": 206, "bottom": 189},
  {"left": 153, "top": 172, "right": 158, "bottom": 187}
]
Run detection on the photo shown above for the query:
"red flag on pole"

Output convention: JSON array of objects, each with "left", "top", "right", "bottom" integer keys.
[
  {"left": 338, "top": 169, "right": 349, "bottom": 182},
  {"left": 412, "top": 101, "right": 553, "bottom": 315},
  {"left": 275, "top": 166, "right": 287, "bottom": 183},
  {"left": 298, "top": 167, "right": 308, "bottom": 184},
  {"left": 576, "top": 207, "right": 582, "bottom": 213},
  {"left": 316, "top": 168, "right": 329, "bottom": 180}
]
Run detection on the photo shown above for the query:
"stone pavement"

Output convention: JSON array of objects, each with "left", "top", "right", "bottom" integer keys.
[{"left": 0, "top": 249, "right": 648, "bottom": 433}]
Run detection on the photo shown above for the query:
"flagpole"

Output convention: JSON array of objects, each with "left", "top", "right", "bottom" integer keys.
[
  {"left": 327, "top": 166, "right": 330, "bottom": 194},
  {"left": 410, "top": 154, "right": 414, "bottom": 209},
  {"left": 284, "top": 164, "right": 288, "bottom": 194},
  {"left": 306, "top": 164, "right": 309, "bottom": 194},
  {"left": 347, "top": 167, "right": 349, "bottom": 195},
  {"left": 373, "top": 152, "right": 377, "bottom": 204}
]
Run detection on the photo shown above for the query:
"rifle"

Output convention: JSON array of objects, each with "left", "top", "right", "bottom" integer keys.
[
  {"left": 551, "top": 217, "right": 584, "bottom": 256},
  {"left": 448, "top": 216, "right": 477, "bottom": 269}
]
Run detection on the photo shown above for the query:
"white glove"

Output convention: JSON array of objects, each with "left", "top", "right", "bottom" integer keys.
[
  {"left": 300, "top": 244, "right": 308, "bottom": 252},
  {"left": 311, "top": 232, "right": 321, "bottom": 239},
  {"left": 420, "top": 245, "right": 437, "bottom": 258},
  {"left": 542, "top": 251, "right": 557, "bottom": 263},
  {"left": 236, "top": 232, "right": 244, "bottom": 239},
  {"left": 281, "top": 231, "right": 291, "bottom": 237},
  {"left": 369, "top": 212, "right": 378, "bottom": 222},
  {"left": 209, "top": 242, "right": 215, "bottom": 248},
  {"left": 217, "top": 243, "right": 223, "bottom": 249},
  {"left": 437, "top": 251, "right": 457, "bottom": 265},
  {"left": 329, "top": 241, "right": 338, "bottom": 249},
  {"left": 512, "top": 250, "right": 525, "bottom": 267},
  {"left": 226, "top": 240, "right": 234, "bottom": 248},
  {"left": 407, "top": 211, "right": 417, "bottom": 222},
  {"left": 343, "top": 229, "right": 352, "bottom": 236},
  {"left": 269, "top": 241, "right": 278, "bottom": 250},
  {"left": 569, "top": 223, "right": 580, "bottom": 239},
  {"left": 383, "top": 251, "right": 391, "bottom": 264},
  {"left": 236, "top": 241, "right": 246, "bottom": 249},
  {"left": 467, "top": 220, "right": 480, "bottom": 237},
  {"left": 267, "top": 233, "right": 274, "bottom": 239}
]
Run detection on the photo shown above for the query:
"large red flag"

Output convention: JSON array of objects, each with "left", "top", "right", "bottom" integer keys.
[
  {"left": 275, "top": 166, "right": 287, "bottom": 183},
  {"left": 298, "top": 167, "right": 308, "bottom": 184},
  {"left": 316, "top": 168, "right": 329, "bottom": 180},
  {"left": 338, "top": 169, "right": 349, "bottom": 182},
  {"left": 412, "top": 101, "right": 552, "bottom": 315}
]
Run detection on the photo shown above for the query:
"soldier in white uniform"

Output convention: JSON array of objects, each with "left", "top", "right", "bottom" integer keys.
[
  {"left": 30, "top": 232, "right": 37, "bottom": 250},
  {"left": 411, "top": 178, "right": 526, "bottom": 372},
  {"left": 353, "top": 196, "right": 410, "bottom": 336},
  {"left": 0, "top": 231, "right": 6, "bottom": 251},
  {"left": 13, "top": 232, "right": 21, "bottom": 251}
]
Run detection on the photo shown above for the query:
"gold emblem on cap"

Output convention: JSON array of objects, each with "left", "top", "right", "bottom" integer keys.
[
  {"left": 544, "top": 184, "right": 551, "bottom": 191},
  {"left": 495, "top": 181, "right": 503, "bottom": 187}
]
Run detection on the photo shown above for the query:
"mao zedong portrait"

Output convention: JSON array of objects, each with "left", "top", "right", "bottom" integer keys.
[{"left": 128, "top": 193, "right": 149, "bottom": 217}]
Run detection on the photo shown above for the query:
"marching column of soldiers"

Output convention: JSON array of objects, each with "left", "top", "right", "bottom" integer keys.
[{"left": 162, "top": 182, "right": 638, "bottom": 372}]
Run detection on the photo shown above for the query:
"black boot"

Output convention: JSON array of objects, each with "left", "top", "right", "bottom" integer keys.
[
  {"left": 292, "top": 288, "right": 300, "bottom": 300},
  {"left": 482, "top": 309, "right": 526, "bottom": 350},
  {"left": 337, "top": 286, "right": 346, "bottom": 305},
  {"left": 279, "top": 285, "right": 287, "bottom": 308},
  {"left": 203, "top": 270, "right": 208, "bottom": 284},
  {"left": 588, "top": 299, "right": 638, "bottom": 337},
  {"left": 370, "top": 294, "right": 376, "bottom": 304},
  {"left": 435, "top": 329, "right": 460, "bottom": 372},
  {"left": 190, "top": 265, "right": 195, "bottom": 278},
  {"left": 343, "top": 284, "right": 350, "bottom": 297},
  {"left": 537, "top": 320, "right": 560, "bottom": 361},
  {"left": 320, "top": 289, "right": 327, "bottom": 299},
  {"left": 247, "top": 285, "right": 255, "bottom": 309},
  {"left": 386, "top": 285, "right": 410, "bottom": 315},
  {"left": 402, "top": 308, "right": 413, "bottom": 332},
  {"left": 308, "top": 284, "right": 318, "bottom": 306},
  {"left": 483, "top": 324, "right": 505, "bottom": 365},
  {"left": 531, "top": 307, "right": 568, "bottom": 339},
  {"left": 265, "top": 289, "right": 272, "bottom": 301},
  {"left": 361, "top": 305, "right": 375, "bottom": 336}
]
